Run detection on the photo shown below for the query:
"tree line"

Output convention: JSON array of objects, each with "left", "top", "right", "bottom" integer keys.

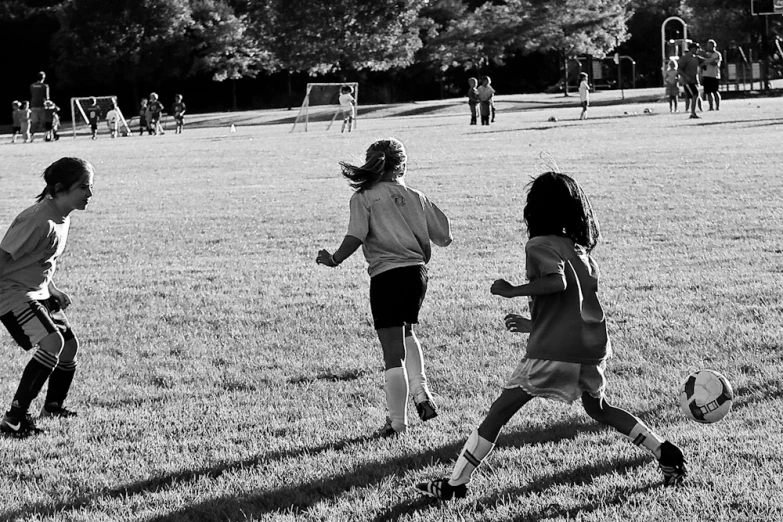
[{"left": 0, "top": 0, "right": 779, "bottom": 116}]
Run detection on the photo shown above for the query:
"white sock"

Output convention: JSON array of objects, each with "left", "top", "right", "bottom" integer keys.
[
  {"left": 449, "top": 429, "right": 495, "bottom": 486},
  {"left": 626, "top": 422, "right": 664, "bottom": 459},
  {"left": 404, "top": 333, "right": 431, "bottom": 404},
  {"left": 385, "top": 367, "right": 409, "bottom": 433}
]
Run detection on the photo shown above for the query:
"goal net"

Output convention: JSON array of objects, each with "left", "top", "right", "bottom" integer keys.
[
  {"left": 70, "top": 96, "right": 131, "bottom": 138},
  {"left": 291, "top": 83, "right": 358, "bottom": 132}
]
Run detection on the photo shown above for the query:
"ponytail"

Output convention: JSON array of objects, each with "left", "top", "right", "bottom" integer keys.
[
  {"left": 340, "top": 138, "right": 407, "bottom": 192},
  {"left": 36, "top": 157, "right": 94, "bottom": 202}
]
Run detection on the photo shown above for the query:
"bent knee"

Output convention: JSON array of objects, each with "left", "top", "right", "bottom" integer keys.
[{"left": 38, "top": 332, "right": 65, "bottom": 355}]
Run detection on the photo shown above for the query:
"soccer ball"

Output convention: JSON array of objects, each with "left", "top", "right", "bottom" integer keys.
[
  {"left": 548, "top": 116, "right": 558, "bottom": 122},
  {"left": 679, "top": 370, "right": 733, "bottom": 423}
]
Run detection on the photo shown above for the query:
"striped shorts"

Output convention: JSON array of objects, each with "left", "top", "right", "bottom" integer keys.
[{"left": 0, "top": 297, "right": 74, "bottom": 351}]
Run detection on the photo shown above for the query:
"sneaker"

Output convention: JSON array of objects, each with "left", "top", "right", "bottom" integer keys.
[
  {"left": 40, "top": 403, "right": 78, "bottom": 418},
  {"left": 689, "top": 114, "right": 700, "bottom": 119},
  {"left": 415, "top": 478, "right": 467, "bottom": 500},
  {"left": 0, "top": 413, "right": 44, "bottom": 438},
  {"left": 658, "top": 441, "right": 687, "bottom": 486},
  {"left": 375, "top": 417, "right": 405, "bottom": 439},
  {"left": 415, "top": 400, "right": 438, "bottom": 421}
]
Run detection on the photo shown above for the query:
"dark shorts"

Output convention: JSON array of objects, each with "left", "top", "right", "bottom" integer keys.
[
  {"left": 369, "top": 265, "right": 428, "bottom": 329},
  {"left": 0, "top": 297, "right": 74, "bottom": 351},
  {"left": 581, "top": 101, "right": 589, "bottom": 109},
  {"left": 90, "top": 122, "right": 98, "bottom": 131},
  {"left": 703, "top": 77, "right": 719, "bottom": 94},
  {"left": 175, "top": 115, "right": 184, "bottom": 123},
  {"left": 44, "top": 122, "right": 53, "bottom": 131},
  {"left": 684, "top": 83, "right": 700, "bottom": 98}
]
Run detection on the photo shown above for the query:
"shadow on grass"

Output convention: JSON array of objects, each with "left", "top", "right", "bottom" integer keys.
[
  {"left": 732, "top": 376, "right": 783, "bottom": 411},
  {"left": 1, "top": 413, "right": 662, "bottom": 521}
]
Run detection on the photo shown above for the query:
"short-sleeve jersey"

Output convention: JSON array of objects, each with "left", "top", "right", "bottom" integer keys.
[
  {"left": 702, "top": 50, "right": 722, "bottom": 79},
  {"left": 677, "top": 53, "right": 699, "bottom": 84},
  {"left": 578, "top": 81, "right": 589, "bottom": 103},
  {"left": 44, "top": 105, "right": 59, "bottom": 123},
  {"left": 346, "top": 180, "right": 452, "bottom": 277},
  {"left": 477, "top": 85, "right": 495, "bottom": 102},
  {"left": 87, "top": 105, "right": 102, "bottom": 125},
  {"left": 0, "top": 199, "right": 70, "bottom": 315},
  {"left": 148, "top": 101, "right": 163, "bottom": 120},
  {"left": 524, "top": 235, "right": 610, "bottom": 364},
  {"left": 12, "top": 109, "right": 22, "bottom": 127},
  {"left": 467, "top": 87, "right": 479, "bottom": 103},
  {"left": 171, "top": 102, "right": 186, "bottom": 118},
  {"left": 30, "top": 82, "right": 49, "bottom": 108}
]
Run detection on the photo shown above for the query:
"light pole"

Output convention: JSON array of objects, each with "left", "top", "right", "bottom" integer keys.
[{"left": 661, "top": 16, "right": 688, "bottom": 85}]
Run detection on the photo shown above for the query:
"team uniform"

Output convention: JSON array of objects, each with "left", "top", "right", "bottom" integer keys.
[
  {"left": 147, "top": 100, "right": 164, "bottom": 134},
  {"left": 505, "top": 235, "right": 610, "bottom": 401},
  {"left": 87, "top": 104, "right": 102, "bottom": 138}
]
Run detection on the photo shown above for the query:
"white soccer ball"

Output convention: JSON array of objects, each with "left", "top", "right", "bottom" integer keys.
[
  {"left": 548, "top": 116, "right": 558, "bottom": 122},
  {"left": 679, "top": 369, "right": 733, "bottom": 423}
]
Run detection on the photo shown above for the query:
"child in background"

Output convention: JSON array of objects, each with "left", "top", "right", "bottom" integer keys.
[
  {"left": 86, "top": 97, "right": 101, "bottom": 140},
  {"left": 338, "top": 85, "right": 356, "bottom": 133},
  {"left": 316, "top": 138, "right": 452, "bottom": 437},
  {"left": 171, "top": 94, "right": 186, "bottom": 134},
  {"left": 416, "top": 171, "right": 686, "bottom": 500},
  {"left": 147, "top": 93, "right": 164, "bottom": 135},
  {"left": 467, "top": 78, "right": 479, "bottom": 125},
  {"left": 477, "top": 76, "right": 495, "bottom": 125},
  {"left": 19, "top": 101, "right": 32, "bottom": 143},
  {"left": 11, "top": 101, "right": 21, "bottom": 143},
  {"left": 578, "top": 72, "right": 590, "bottom": 120},
  {"left": 0, "top": 157, "right": 95, "bottom": 438},
  {"left": 139, "top": 98, "right": 149, "bottom": 136},
  {"left": 665, "top": 61, "right": 679, "bottom": 113},
  {"left": 43, "top": 100, "right": 60, "bottom": 142},
  {"left": 105, "top": 98, "right": 119, "bottom": 138}
]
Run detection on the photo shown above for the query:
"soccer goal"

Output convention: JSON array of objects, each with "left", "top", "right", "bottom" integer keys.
[
  {"left": 70, "top": 96, "right": 131, "bottom": 138},
  {"left": 291, "top": 83, "right": 358, "bottom": 132}
]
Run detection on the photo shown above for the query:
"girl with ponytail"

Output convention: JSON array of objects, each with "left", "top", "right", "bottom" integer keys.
[{"left": 317, "top": 138, "right": 453, "bottom": 437}]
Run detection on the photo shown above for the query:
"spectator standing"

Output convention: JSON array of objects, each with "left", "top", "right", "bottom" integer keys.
[
  {"left": 700, "top": 39, "right": 722, "bottom": 111},
  {"left": 29, "top": 72, "right": 50, "bottom": 139},
  {"left": 677, "top": 45, "right": 701, "bottom": 120}
]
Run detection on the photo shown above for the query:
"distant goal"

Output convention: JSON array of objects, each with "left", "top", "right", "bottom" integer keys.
[
  {"left": 70, "top": 96, "right": 131, "bottom": 138},
  {"left": 291, "top": 83, "right": 358, "bottom": 132}
]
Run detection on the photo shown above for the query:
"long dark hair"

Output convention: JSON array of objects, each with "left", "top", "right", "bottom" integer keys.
[
  {"left": 340, "top": 137, "right": 407, "bottom": 192},
  {"left": 36, "top": 157, "right": 94, "bottom": 202},
  {"left": 523, "top": 172, "right": 600, "bottom": 252}
]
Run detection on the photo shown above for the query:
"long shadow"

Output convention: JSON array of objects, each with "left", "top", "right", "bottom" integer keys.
[
  {"left": 2, "top": 412, "right": 652, "bottom": 521},
  {"left": 732, "top": 377, "right": 783, "bottom": 411},
  {"left": 695, "top": 117, "right": 783, "bottom": 127}
]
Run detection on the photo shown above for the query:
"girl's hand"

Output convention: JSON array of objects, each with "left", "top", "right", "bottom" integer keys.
[
  {"left": 50, "top": 288, "right": 72, "bottom": 309},
  {"left": 490, "top": 279, "right": 515, "bottom": 298},
  {"left": 316, "top": 249, "right": 339, "bottom": 268},
  {"left": 504, "top": 313, "right": 532, "bottom": 333}
]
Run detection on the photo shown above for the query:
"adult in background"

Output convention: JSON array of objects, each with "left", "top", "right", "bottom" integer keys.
[
  {"left": 29, "top": 72, "right": 50, "bottom": 139},
  {"left": 677, "top": 44, "right": 701, "bottom": 120},
  {"left": 700, "top": 39, "right": 722, "bottom": 111}
]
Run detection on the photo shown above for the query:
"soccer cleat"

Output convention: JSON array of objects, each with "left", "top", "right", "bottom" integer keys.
[
  {"left": 415, "top": 478, "right": 467, "bottom": 500},
  {"left": 40, "top": 403, "right": 78, "bottom": 419},
  {"left": 689, "top": 114, "right": 700, "bottom": 119},
  {"left": 658, "top": 440, "right": 687, "bottom": 486},
  {"left": 0, "top": 413, "right": 44, "bottom": 438},
  {"left": 375, "top": 417, "right": 405, "bottom": 439},
  {"left": 415, "top": 400, "right": 438, "bottom": 421}
]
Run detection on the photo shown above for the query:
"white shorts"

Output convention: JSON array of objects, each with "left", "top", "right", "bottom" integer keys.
[
  {"left": 505, "top": 357, "right": 607, "bottom": 403},
  {"left": 341, "top": 106, "right": 354, "bottom": 119}
]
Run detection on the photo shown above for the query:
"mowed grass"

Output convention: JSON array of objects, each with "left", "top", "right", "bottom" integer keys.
[{"left": 0, "top": 94, "right": 781, "bottom": 521}]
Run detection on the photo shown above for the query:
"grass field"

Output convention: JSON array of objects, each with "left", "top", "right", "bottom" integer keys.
[{"left": 0, "top": 91, "right": 782, "bottom": 522}]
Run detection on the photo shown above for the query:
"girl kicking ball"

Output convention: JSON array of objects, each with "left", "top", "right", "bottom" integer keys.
[
  {"left": 415, "top": 171, "right": 686, "bottom": 500},
  {"left": 0, "top": 157, "right": 95, "bottom": 437},
  {"left": 316, "top": 137, "right": 452, "bottom": 437}
]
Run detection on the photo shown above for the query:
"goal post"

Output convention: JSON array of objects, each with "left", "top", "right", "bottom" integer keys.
[
  {"left": 70, "top": 96, "right": 131, "bottom": 138},
  {"left": 291, "top": 83, "right": 358, "bottom": 132}
]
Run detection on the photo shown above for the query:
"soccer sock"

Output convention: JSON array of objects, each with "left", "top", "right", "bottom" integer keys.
[
  {"left": 45, "top": 360, "right": 77, "bottom": 408},
  {"left": 384, "top": 367, "right": 409, "bottom": 433},
  {"left": 404, "top": 333, "right": 431, "bottom": 404},
  {"left": 9, "top": 351, "right": 58, "bottom": 416},
  {"left": 449, "top": 429, "right": 495, "bottom": 486},
  {"left": 626, "top": 422, "right": 664, "bottom": 459}
]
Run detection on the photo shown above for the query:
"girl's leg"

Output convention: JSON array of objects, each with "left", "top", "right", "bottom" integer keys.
[
  {"left": 404, "top": 325, "right": 436, "bottom": 420},
  {"left": 581, "top": 393, "right": 686, "bottom": 485},
  {"left": 377, "top": 326, "right": 409, "bottom": 433},
  {"left": 418, "top": 387, "right": 533, "bottom": 499},
  {"left": 8, "top": 332, "right": 64, "bottom": 418},
  {"left": 43, "top": 335, "right": 79, "bottom": 416}
]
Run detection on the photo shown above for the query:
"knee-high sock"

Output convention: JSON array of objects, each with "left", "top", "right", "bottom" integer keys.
[
  {"left": 449, "top": 428, "right": 495, "bottom": 486},
  {"left": 405, "top": 333, "right": 431, "bottom": 403},
  {"left": 10, "top": 349, "right": 58, "bottom": 415},
  {"left": 385, "top": 367, "right": 409, "bottom": 432},
  {"left": 45, "top": 360, "right": 77, "bottom": 408},
  {"left": 626, "top": 422, "right": 664, "bottom": 459}
]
